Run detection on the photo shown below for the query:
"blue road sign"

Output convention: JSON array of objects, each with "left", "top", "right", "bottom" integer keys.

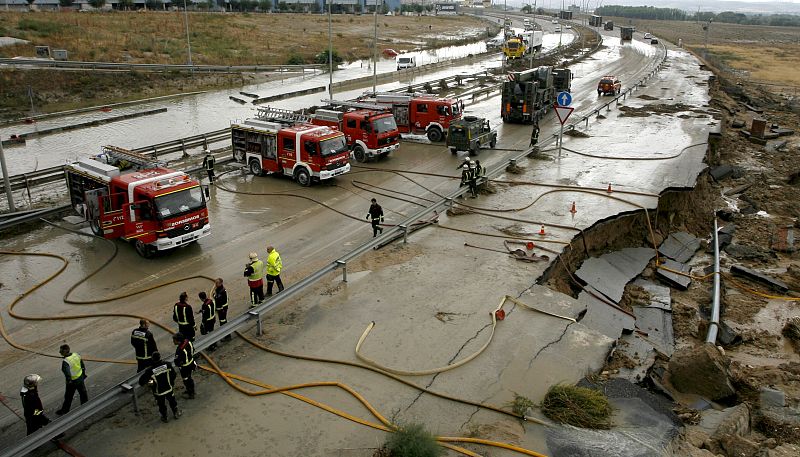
[{"left": 557, "top": 91, "right": 572, "bottom": 107}]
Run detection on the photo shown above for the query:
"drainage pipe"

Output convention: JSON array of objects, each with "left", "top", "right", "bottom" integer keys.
[{"left": 706, "top": 216, "right": 721, "bottom": 344}]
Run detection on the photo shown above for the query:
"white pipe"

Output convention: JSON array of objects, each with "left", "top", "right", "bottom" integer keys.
[{"left": 706, "top": 216, "right": 720, "bottom": 344}]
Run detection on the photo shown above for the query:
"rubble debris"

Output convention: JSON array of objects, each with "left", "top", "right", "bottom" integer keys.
[
  {"left": 656, "top": 259, "right": 692, "bottom": 290},
  {"left": 710, "top": 164, "right": 734, "bottom": 181},
  {"left": 718, "top": 224, "right": 735, "bottom": 250},
  {"left": 659, "top": 232, "right": 701, "bottom": 263},
  {"left": 744, "top": 104, "right": 763, "bottom": 113},
  {"left": 575, "top": 247, "right": 654, "bottom": 303},
  {"left": 724, "top": 243, "right": 775, "bottom": 263},
  {"left": 731, "top": 118, "right": 746, "bottom": 128},
  {"left": 668, "top": 344, "right": 735, "bottom": 401},
  {"left": 632, "top": 279, "right": 671, "bottom": 310},
  {"left": 563, "top": 129, "right": 590, "bottom": 138},
  {"left": 790, "top": 171, "right": 800, "bottom": 186},
  {"left": 760, "top": 387, "right": 786, "bottom": 409},
  {"left": 730, "top": 265, "right": 790, "bottom": 294},
  {"left": 723, "top": 183, "right": 752, "bottom": 196},
  {"left": 770, "top": 127, "right": 794, "bottom": 137},
  {"left": 782, "top": 317, "right": 800, "bottom": 352},
  {"left": 751, "top": 118, "right": 768, "bottom": 138},
  {"left": 634, "top": 306, "right": 675, "bottom": 357},
  {"left": 577, "top": 286, "right": 636, "bottom": 339},
  {"left": 771, "top": 226, "right": 796, "bottom": 253}
]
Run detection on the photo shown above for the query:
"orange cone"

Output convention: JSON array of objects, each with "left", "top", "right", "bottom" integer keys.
[
  {"left": 570, "top": 201, "right": 577, "bottom": 214},
  {"left": 526, "top": 241, "right": 535, "bottom": 250},
  {"left": 607, "top": 183, "right": 613, "bottom": 193},
  {"left": 539, "top": 225, "right": 546, "bottom": 236}
]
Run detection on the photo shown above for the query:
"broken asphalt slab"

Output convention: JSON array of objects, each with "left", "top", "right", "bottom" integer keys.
[
  {"left": 656, "top": 259, "right": 692, "bottom": 290},
  {"left": 577, "top": 285, "right": 636, "bottom": 340},
  {"left": 659, "top": 231, "right": 701, "bottom": 264},
  {"left": 575, "top": 247, "right": 655, "bottom": 303},
  {"left": 730, "top": 265, "right": 790, "bottom": 293}
]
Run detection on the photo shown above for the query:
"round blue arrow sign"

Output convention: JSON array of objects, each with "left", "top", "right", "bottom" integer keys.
[{"left": 557, "top": 91, "right": 572, "bottom": 107}]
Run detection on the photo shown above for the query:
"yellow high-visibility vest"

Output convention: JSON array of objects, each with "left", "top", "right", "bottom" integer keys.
[
  {"left": 267, "top": 250, "right": 282, "bottom": 276},
  {"left": 65, "top": 353, "right": 83, "bottom": 380}
]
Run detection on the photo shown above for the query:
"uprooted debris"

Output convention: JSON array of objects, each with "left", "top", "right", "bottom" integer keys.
[
  {"left": 618, "top": 103, "right": 709, "bottom": 117},
  {"left": 540, "top": 384, "right": 613, "bottom": 429},
  {"left": 782, "top": 317, "right": 800, "bottom": 352},
  {"left": 446, "top": 205, "right": 473, "bottom": 216},
  {"left": 667, "top": 344, "right": 736, "bottom": 402},
  {"left": 505, "top": 163, "right": 525, "bottom": 174},
  {"left": 563, "top": 129, "right": 590, "bottom": 138}
]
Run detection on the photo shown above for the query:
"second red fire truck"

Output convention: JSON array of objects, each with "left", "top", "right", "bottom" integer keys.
[
  {"left": 311, "top": 104, "right": 400, "bottom": 162},
  {"left": 231, "top": 107, "right": 351, "bottom": 186}
]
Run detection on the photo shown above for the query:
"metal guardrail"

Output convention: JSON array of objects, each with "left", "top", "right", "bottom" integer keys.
[
  {"left": 0, "top": 58, "right": 325, "bottom": 74},
  {"left": 0, "top": 39, "right": 670, "bottom": 457},
  {"left": 0, "top": 205, "right": 71, "bottom": 231}
]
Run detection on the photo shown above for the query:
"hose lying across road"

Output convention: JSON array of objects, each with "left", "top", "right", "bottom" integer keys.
[{"left": 0, "top": 223, "right": 548, "bottom": 456}]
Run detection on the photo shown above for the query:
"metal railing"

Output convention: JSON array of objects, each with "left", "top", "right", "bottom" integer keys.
[{"left": 0, "top": 58, "right": 325, "bottom": 74}]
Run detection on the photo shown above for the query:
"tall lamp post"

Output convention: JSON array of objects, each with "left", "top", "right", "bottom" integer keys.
[
  {"left": 0, "top": 138, "right": 14, "bottom": 213},
  {"left": 328, "top": 0, "right": 333, "bottom": 99},
  {"left": 182, "top": 0, "right": 193, "bottom": 68},
  {"left": 372, "top": 1, "right": 378, "bottom": 94}
]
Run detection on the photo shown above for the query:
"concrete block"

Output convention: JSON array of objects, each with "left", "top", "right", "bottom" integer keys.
[
  {"left": 771, "top": 226, "right": 796, "bottom": 253},
  {"left": 751, "top": 118, "right": 767, "bottom": 138},
  {"left": 760, "top": 386, "right": 786, "bottom": 409}
]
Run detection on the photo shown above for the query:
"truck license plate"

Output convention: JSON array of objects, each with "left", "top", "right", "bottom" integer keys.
[{"left": 182, "top": 235, "right": 194, "bottom": 242}]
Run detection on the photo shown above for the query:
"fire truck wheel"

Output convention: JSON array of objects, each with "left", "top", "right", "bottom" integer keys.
[
  {"left": 490, "top": 136, "right": 497, "bottom": 148},
  {"left": 135, "top": 240, "right": 154, "bottom": 258},
  {"left": 89, "top": 219, "right": 103, "bottom": 236},
  {"left": 294, "top": 168, "right": 311, "bottom": 187},
  {"left": 353, "top": 146, "right": 367, "bottom": 163},
  {"left": 249, "top": 159, "right": 263, "bottom": 176},
  {"left": 449, "top": 147, "right": 457, "bottom": 155},
  {"left": 426, "top": 128, "right": 443, "bottom": 143}
]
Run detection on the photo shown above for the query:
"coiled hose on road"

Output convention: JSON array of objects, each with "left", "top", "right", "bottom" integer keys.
[{"left": 0, "top": 223, "right": 548, "bottom": 457}]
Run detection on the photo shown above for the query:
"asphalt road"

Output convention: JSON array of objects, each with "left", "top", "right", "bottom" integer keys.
[{"left": 0, "top": 22, "right": 713, "bottom": 457}]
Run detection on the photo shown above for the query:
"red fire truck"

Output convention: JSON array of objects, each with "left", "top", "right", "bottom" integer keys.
[
  {"left": 231, "top": 107, "right": 351, "bottom": 186},
  {"left": 64, "top": 146, "right": 212, "bottom": 258},
  {"left": 356, "top": 92, "right": 464, "bottom": 142},
  {"left": 311, "top": 105, "right": 400, "bottom": 163}
]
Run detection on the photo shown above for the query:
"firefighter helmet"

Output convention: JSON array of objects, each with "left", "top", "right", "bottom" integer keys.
[
  {"left": 249, "top": 252, "right": 258, "bottom": 260},
  {"left": 23, "top": 374, "right": 41, "bottom": 388}
]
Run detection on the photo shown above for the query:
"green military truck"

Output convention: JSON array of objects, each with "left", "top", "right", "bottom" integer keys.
[{"left": 447, "top": 116, "right": 497, "bottom": 156}]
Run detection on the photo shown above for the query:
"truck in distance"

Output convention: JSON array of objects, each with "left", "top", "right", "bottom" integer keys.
[
  {"left": 597, "top": 76, "right": 621, "bottom": 96},
  {"left": 447, "top": 116, "right": 497, "bottom": 156},
  {"left": 620, "top": 26, "right": 634, "bottom": 41},
  {"left": 231, "top": 107, "right": 351, "bottom": 186},
  {"left": 501, "top": 66, "right": 573, "bottom": 124},
  {"left": 502, "top": 36, "right": 526, "bottom": 59},
  {"left": 64, "top": 146, "right": 211, "bottom": 258}
]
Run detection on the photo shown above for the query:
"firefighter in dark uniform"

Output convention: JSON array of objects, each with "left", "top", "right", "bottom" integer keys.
[
  {"left": 138, "top": 352, "right": 181, "bottom": 423},
  {"left": 131, "top": 319, "right": 159, "bottom": 373},
  {"left": 172, "top": 292, "right": 196, "bottom": 341},
  {"left": 20, "top": 374, "right": 50, "bottom": 435},
  {"left": 213, "top": 278, "right": 231, "bottom": 342},
  {"left": 458, "top": 163, "right": 470, "bottom": 197},
  {"left": 173, "top": 332, "right": 196, "bottom": 399},
  {"left": 467, "top": 161, "right": 479, "bottom": 198},
  {"left": 366, "top": 198, "right": 384, "bottom": 237},
  {"left": 202, "top": 149, "right": 216, "bottom": 184},
  {"left": 530, "top": 121, "right": 540, "bottom": 147},
  {"left": 198, "top": 291, "right": 217, "bottom": 351}
]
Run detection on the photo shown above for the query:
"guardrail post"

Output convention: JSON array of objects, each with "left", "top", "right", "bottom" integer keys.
[
  {"left": 181, "top": 140, "right": 188, "bottom": 159},
  {"left": 585, "top": 117, "right": 589, "bottom": 129},
  {"left": 152, "top": 147, "right": 158, "bottom": 160},
  {"left": 336, "top": 260, "right": 347, "bottom": 283},
  {"left": 248, "top": 310, "right": 262, "bottom": 336},
  {"left": 121, "top": 383, "right": 139, "bottom": 414},
  {"left": 445, "top": 197, "right": 453, "bottom": 208},
  {"left": 399, "top": 224, "right": 408, "bottom": 244}
]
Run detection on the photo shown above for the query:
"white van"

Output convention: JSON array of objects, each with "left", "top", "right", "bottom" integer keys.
[{"left": 396, "top": 56, "right": 417, "bottom": 71}]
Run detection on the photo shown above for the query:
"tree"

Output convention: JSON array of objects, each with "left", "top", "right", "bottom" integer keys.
[
  {"left": 118, "top": 0, "right": 133, "bottom": 9},
  {"left": 521, "top": 5, "right": 531, "bottom": 14},
  {"left": 258, "top": 0, "right": 271, "bottom": 11},
  {"left": 59, "top": 0, "right": 74, "bottom": 7},
  {"left": 278, "top": 1, "right": 288, "bottom": 12},
  {"left": 145, "top": 0, "right": 163, "bottom": 10},
  {"left": 88, "top": 0, "right": 106, "bottom": 8}
]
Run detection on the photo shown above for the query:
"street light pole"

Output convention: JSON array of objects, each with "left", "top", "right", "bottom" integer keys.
[
  {"left": 0, "top": 138, "right": 15, "bottom": 213},
  {"left": 328, "top": 0, "right": 333, "bottom": 100},
  {"left": 182, "top": 0, "right": 193, "bottom": 68},
  {"left": 372, "top": 1, "right": 378, "bottom": 94}
]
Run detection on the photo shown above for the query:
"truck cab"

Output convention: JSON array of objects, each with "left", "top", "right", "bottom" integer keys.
[
  {"left": 597, "top": 75, "right": 621, "bottom": 96},
  {"left": 396, "top": 56, "right": 416, "bottom": 70},
  {"left": 65, "top": 148, "right": 211, "bottom": 258},
  {"left": 503, "top": 37, "right": 526, "bottom": 59},
  {"left": 447, "top": 116, "right": 497, "bottom": 156},
  {"left": 312, "top": 108, "right": 400, "bottom": 162}
]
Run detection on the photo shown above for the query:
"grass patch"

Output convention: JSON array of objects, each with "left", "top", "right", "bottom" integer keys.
[
  {"left": 385, "top": 423, "right": 443, "bottom": 457},
  {"left": 506, "top": 393, "right": 535, "bottom": 417},
  {"left": 17, "top": 18, "right": 68, "bottom": 36},
  {"left": 540, "top": 384, "right": 613, "bottom": 429}
]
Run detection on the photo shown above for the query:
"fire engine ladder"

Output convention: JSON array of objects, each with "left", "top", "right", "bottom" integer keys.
[
  {"left": 256, "top": 106, "right": 311, "bottom": 124},
  {"left": 366, "top": 91, "right": 441, "bottom": 100},
  {"left": 321, "top": 99, "right": 387, "bottom": 111},
  {"left": 102, "top": 145, "right": 163, "bottom": 168}
]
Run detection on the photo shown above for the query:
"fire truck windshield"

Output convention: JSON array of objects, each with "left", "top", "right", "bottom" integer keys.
[
  {"left": 372, "top": 116, "right": 398, "bottom": 133},
  {"left": 155, "top": 186, "right": 205, "bottom": 219},
  {"left": 319, "top": 136, "right": 348, "bottom": 157}
]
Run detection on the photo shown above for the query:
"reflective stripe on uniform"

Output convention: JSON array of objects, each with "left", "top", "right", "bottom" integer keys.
[
  {"left": 174, "top": 304, "right": 190, "bottom": 325},
  {"left": 132, "top": 329, "right": 152, "bottom": 360}
]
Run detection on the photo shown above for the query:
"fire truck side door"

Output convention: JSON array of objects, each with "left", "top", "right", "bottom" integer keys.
[
  {"left": 393, "top": 105, "right": 409, "bottom": 129},
  {"left": 123, "top": 200, "right": 157, "bottom": 244},
  {"left": 97, "top": 191, "right": 127, "bottom": 239},
  {"left": 84, "top": 188, "right": 107, "bottom": 222},
  {"left": 260, "top": 134, "right": 280, "bottom": 173}
]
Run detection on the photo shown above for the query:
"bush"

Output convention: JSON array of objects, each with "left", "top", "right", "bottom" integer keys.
[
  {"left": 87, "top": 0, "right": 106, "bottom": 8},
  {"left": 386, "top": 423, "right": 443, "bottom": 457},
  {"left": 314, "top": 49, "right": 342, "bottom": 65},
  {"left": 540, "top": 384, "right": 613, "bottom": 429},
  {"left": 285, "top": 53, "right": 305, "bottom": 65}
]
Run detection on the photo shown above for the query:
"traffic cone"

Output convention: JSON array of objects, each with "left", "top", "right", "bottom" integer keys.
[
  {"left": 570, "top": 201, "right": 577, "bottom": 214},
  {"left": 526, "top": 241, "right": 535, "bottom": 250},
  {"left": 539, "top": 225, "right": 546, "bottom": 236},
  {"left": 607, "top": 183, "right": 613, "bottom": 193}
]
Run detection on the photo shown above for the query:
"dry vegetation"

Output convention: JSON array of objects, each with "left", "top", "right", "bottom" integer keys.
[
  {"left": 0, "top": 11, "right": 490, "bottom": 65},
  {"left": 607, "top": 17, "right": 800, "bottom": 88}
]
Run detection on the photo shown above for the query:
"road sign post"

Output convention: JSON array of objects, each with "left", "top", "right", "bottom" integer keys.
[{"left": 553, "top": 104, "right": 575, "bottom": 158}]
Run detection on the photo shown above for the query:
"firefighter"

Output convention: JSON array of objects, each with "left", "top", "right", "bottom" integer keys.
[
  {"left": 172, "top": 333, "right": 196, "bottom": 400},
  {"left": 266, "top": 246, "right": 285, "bottom": 297},
  {"left": 213, "top": 278, "right": 231, "bottom": 342},
  {"left": 243, "top": 252, "right": 265, "bottom": 307},
  {"left": 458, "top": 163, "right": 470, "bottom": 195},
  {"left": 198, "top": 291, "right": 217, "bottom": 351},
  {"left": 55, "top": 344, "right": 88, "bottom": 415},
  {"left": 131, "top": 319, "right": 159, "bottom": 373},
  {"left": 467, "top": 161, "right": 479, "bottom": 198},
  {"left": 138, "top": 352, "right": 181, "bottom": 423},
  {"left": 530, "top": 121, "right": 540, "bottom": 147},
  {"left": 20, "top": 374, "right": 50, "bottom": 435},
  {"left": 366, "top": 198, "right": 384, "bottom": 237},
  {"left": 202, "top": 149, "right": 216, "bottom": 184},
  {"left": 474, "top": 160, "right": 485, "bottom": 183},
  {"left": 172, "top": 292, "right": 196, "bottom": 342}
]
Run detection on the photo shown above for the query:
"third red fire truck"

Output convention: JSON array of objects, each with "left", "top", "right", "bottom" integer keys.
[
  {"left": 231, "top": 107, "right": 351, "bottom": 186},
  {"left": 311, "top": 103, "right": 400, "bottom": 162},
  {"left": 355, "top": 92, "right": 464, "bottom": 142}
]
